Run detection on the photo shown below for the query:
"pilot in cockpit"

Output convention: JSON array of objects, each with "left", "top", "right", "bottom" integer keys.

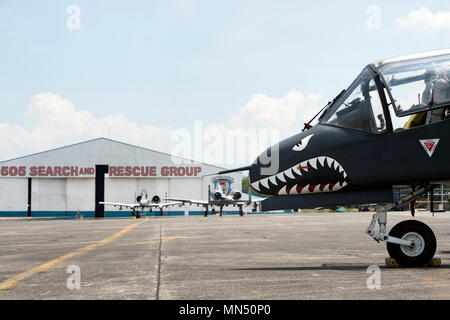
[
  {"left": 404, "top": 66, "right": 450, "bottom": 129},
  {"left": 426, "top": 66, "right": 450, "bottom": 122}
]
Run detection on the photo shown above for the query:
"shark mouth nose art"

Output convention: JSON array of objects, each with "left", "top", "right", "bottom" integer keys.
[{"left": 251, "top": 156, "right": 349, "bottom": 195}]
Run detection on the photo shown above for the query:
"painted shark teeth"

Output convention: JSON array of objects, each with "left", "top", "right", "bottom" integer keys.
[
  {"left": 260, "top": 178, "right": 269, "bottom": 189},
  {"left": 251, "top": 156, "right": 349, "bottom": 194},
  {"left": 251, "top": 182, "right": 261, "bottom": 192},
  {"left": 277, "top": 185, "right": 288, "bottom": 195},
  {"left": 318, "top": 156, "right": 326, "bottom": 167},
  {"left": 309, "top": 158, "right": 317, "bottom": 170},
  {"left": 277, "top": 172, "right": 286, "bottom": 183},
  {"left": 285, "top": 169, "right": 295, "bottom": 179},
  {"left": 269, "top": 175, "right": 278, "bottom": 186}
]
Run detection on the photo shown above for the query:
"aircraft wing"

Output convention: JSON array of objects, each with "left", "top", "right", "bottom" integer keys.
[
  {"left": 151, "top": 202, "right": 183, "bottom": 209},
  {"left": 165, "top": 198, "right": 209, "bottom": 206},
  {"left": 99, "top": 202, "right": 141, "bottom": 209},
  {"left": 235, "top": 199, "right": 264, "bottom": 204}
]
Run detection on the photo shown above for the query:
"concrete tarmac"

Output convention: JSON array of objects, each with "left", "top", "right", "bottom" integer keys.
[{"left": 1, "top": 212, "right": 450, "bottom": 300}]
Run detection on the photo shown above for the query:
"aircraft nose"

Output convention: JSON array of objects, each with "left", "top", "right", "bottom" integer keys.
[
  {"left": 249, "top": 148, "right": 283, "bottom": 196},
  {"left": 250, "top": 149, "right": 350, "bottom": 196}
]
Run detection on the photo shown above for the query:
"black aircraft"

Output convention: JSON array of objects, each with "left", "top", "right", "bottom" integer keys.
[{"left": 221, "top": 49, "right": 450, "bottom": 267}]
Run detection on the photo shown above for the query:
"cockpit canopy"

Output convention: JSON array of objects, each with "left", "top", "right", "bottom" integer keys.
[
  {"left": 319, "top": 50, "right": 450, "bottom": 133},
  {"left": 378, "top": 51, "right": 450, "bottom": 116},
  {"left": 319, "top": 67, "right": 388, "bottom": 134}
]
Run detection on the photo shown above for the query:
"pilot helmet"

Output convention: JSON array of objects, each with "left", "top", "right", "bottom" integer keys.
[{"left": 424, "top": 67, "right": 436, "bottom": 83}]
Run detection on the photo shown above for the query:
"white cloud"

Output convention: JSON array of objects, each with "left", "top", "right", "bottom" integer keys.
[
  {"left": 197, "top": 90, "right": 323, "bottom": 167},
  {"left": 0, "top": 93, "right": 174, "bottom": 161},
  {"left": 0, "top": 91, "right": 324, "bottom": 168},
  {"left": 229, "top": 90, "right": 323, "bottom": 136},
  {"left": 395, "top": 7, "right": 450, "bottom": 34}
]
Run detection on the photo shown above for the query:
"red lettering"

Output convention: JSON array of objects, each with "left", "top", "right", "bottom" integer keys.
[
  {"left": 71, "top": 166, "right": 78, "bottom": 176},
  {"left": 38, "top": 166, "right": 46, "bottom": 176},
  {"left": 109, "top": 167, "right": 117, "bottom": 176},
  {"left": 141, "top": 166, "right": 149, "bottom": 176},
  {"left": 18, "top": 166, "right": 26, "bottom": 177},
  {"left": 30, "top": 167, "right": 37, "bottom": 177},
  {"left": 170, "top": 167, "right": 177, "bottom": 176},
  {"left": 1, "top": 166, "right": 8, "bottom": 176},
  {"left": 133, "top": 167, "right": 140, "bottom": 176},
  {"left": 45, "top": 167, "right": 54, "bottom": 176},
  {"left": 150, "top": 167, "right": 157, "bottom": 176},
  {"left": 178, "top": 167, "right": 185, "bottom": 176},
  {"left": 124, "top": 166, "right": 132, "bottom": 176},
  {"left": 54, "top": 167, "right": 62, "bottom": 176},
  {"left": 117, "top": 166, "right": 124, "bottom": 176},
  {"left": 63, "top": 167, "right": 70, "bottom": 176},
  {"left": 194, "top": 167, "right": 201, "bottom": 176},
  {"left": 186, "top": 167, "right": 193, "bottom": 176},
  {"left": 161, "top": 166, "right": 169, "bottom": 176},
  {"left": 9, "top": 166, "right": 18, "bottom": 177}
]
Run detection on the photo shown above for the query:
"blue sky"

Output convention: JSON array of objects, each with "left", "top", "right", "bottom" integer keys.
[{"left": 1, "top": 0, "right": 450, "bottom": 165}]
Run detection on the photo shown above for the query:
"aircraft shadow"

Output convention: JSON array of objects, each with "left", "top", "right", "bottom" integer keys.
[{"left": 232, "top": 263, "right": 450, "bottom": 271}]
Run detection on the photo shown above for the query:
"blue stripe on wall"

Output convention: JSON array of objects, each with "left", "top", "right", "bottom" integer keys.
[{"left": 0, "top": 210, "right": 293, "bottom": 218}]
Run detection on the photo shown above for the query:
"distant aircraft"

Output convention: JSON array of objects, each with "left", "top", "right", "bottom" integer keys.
[
  {"left": 100, "top": 189, "right": 182, "bottom": 218},
  {"left": 218, "top": 49, "right": 450, "bottom": 267},
  {"left": 166, "top": 183, "right": 262, "bottom": 217}
]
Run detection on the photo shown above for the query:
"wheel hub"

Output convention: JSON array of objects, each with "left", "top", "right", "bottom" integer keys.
[{"left": 400, "top": 232, "right": 425, "bottom": 257}]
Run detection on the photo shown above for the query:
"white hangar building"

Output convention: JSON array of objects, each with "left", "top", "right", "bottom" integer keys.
[{"left": 0, "top": 138, "right": 242, "bottom": 217}]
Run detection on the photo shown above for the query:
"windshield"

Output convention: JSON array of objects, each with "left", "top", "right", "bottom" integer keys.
[
  {"left": 320, "top": 68, "right": 387, "bottom": 133},
  {"left": 378, "top": 54, "right": 450, "bottom": 116}
]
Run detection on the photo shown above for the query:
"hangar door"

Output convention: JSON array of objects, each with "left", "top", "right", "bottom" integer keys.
[
  {"left": 0, "top": 178, "right": 28, "bottom": 212},
  {"left": 32, "top": 179, "right": 67, "bottom": 213}
]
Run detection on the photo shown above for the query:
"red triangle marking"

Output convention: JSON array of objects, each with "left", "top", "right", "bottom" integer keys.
[{"left": 424, "top": 141, "right": 435, "bottom": 152}]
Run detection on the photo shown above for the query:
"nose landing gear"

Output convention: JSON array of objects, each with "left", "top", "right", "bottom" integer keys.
[
  {"left": 366, "top": 202, "right": 437, "bottom": 267},
  {"left": 386, "top": 220, "right": 436, "bottom": 267}
]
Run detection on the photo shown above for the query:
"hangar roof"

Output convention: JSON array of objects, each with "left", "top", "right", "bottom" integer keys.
[{"left": 0, "top": 138, "right": 234, "bottom": 179}]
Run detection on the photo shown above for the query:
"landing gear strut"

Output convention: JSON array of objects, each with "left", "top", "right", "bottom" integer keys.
[
  {"left": 238, "top": 205, "right": 244, "bottom": 216},
  {"left": 366, "top": 198, "right": 437, "bottom": 267}
]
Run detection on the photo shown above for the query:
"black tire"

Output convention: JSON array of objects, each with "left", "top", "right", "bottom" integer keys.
[{"left": 387, "top": 220, "right": 436, "bottom": 267}]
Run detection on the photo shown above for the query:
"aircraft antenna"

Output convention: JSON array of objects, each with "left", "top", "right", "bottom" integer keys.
[{"left": 303, "top": 89, "right": 346, "bottom": 131}]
